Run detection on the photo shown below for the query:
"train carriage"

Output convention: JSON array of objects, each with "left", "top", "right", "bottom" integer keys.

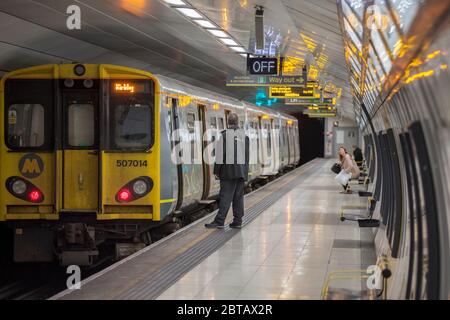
[{"left": 0, "top": 63, "right": 299, "bottom": 266}]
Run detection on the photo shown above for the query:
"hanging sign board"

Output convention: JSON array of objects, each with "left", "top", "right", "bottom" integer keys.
[
  {"left": 248, "top": 57, "right": 278, "bottom": 75},
  {"left": 226, "top": 75, "right": 306, "bottom": 87},
  {"left": 286, "top": 97, "right": 335, "bottom": 105},
  {"left": 269, "top": 86, "right": 319, "bottom": 99}
]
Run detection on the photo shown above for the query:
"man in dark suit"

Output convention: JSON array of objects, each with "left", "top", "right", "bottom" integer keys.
[{"left": 205, "top": 113, "right": 250, "bottom": 229}]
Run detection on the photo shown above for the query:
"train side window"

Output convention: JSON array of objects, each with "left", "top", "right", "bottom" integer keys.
[
  {"left": 7, "top": 104, "right": 45, "bottom": 148},
  {"left": 266, "top": 123, "right": 272, "bottom": 155},
  {"left": 68, "top": 103, "right": 95, "bottom": 147},
  {"left": 187, "top": 112, "right": 196, "bottom": 133},
  {"left": 210, "top": 117, "right": 217, "bottom": 129},
  {"left": 218, "top": 117, "right": 224, "bottom": 130}
]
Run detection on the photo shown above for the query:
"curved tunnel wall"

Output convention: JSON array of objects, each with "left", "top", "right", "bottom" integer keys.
[{"left": 361, "top": 16, "right": 450, "bottom": 299}]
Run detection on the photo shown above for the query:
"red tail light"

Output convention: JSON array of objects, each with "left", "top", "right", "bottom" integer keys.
[
  {"left": 6, "top": 176, "right": 44, "bottom": 203},
  {"left": 118, "top": 189, "right": 132, "bottom": 202},
  {"left": 115, "top": 177, "right": 153, "bottom": 203},
  {"left": 28, "top": 190, "right": 43, "bottom": 202}
]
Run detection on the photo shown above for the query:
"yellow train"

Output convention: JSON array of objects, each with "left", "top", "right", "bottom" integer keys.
[{"left": 0, "top": 63, "right": 299, "bottom": 266}]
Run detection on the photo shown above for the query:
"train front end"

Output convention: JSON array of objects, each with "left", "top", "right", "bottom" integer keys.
[{"left": 0, "top": 64, "right": 161, "bottom": 265}]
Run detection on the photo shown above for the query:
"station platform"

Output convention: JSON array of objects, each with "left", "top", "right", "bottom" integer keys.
[{"left": 50, "top": 159, "right": 376, "bottom": 300}]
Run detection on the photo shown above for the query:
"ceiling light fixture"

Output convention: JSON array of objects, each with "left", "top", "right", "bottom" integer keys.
[
  {"left": 166, "top": 1, "right": 248, "bottom": 56},
  {"left": 193, "top": 19, "right": 216, "bottom": 28},
  {"left": 175, "top": 7, "right": 203, "bottom": 19},
  {"left": 230, "top": 46, "right": 246, "bottom": 53},
  {"left": 219, "top": 38, "right": 239, "bottom": 46},
  {"left": 207, "top": 29, "right": 229, "bottom": 38},
  {"left": 163, "top": 0, "right": 186, "bottom": 5}
]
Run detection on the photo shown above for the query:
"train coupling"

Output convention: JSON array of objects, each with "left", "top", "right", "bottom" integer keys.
[{"left": 57, "top": 223, "right": 99, "bottom": 266}]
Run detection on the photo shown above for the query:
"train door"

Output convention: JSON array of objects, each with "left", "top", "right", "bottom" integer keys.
[
  {"left": 169, "top": 97, "right": 183, "bottom": 210},
  {"left": 224, "top": 109, "right": 231, "bottom": 128},
  {"left": 259, "top": 116, "right": 272, "bottom": 175},
  {"left": 62, "top": 91, "right": 99, "bottom": 211},
  {"left": 198, "top": 104, "right": 210, "bottom": 199},
  {"left": 180, "top": 107, "right": 203, "bottom": 208},
  {"left": 272, "top": 119, "right": 280, "bottom": 173},
  {"left": 206, "top": 110, "right": 220, "bottom": 197}
]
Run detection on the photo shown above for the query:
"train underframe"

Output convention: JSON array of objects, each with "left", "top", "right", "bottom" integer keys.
[
  {"left": 2, "top": 167, "right": 296, "bottom": 267},
  {"left": 4, "top": 210, "right": 201, "bottom": 267}
]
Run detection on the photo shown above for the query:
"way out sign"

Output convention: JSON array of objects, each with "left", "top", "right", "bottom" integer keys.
[{"left": 248, "top": 57, "right": 278, "bottom": 75}]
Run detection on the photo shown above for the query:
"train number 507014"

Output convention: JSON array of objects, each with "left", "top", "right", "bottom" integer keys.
[{"left": 116, "top": 160, "right": 148, "bottom": 167}]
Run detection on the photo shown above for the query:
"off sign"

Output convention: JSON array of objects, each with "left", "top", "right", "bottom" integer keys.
[{"left": 248, "top": 57, "right": 278, "bottom": 75}]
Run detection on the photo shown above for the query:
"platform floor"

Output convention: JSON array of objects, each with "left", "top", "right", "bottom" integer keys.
[
  {"left": 52, "top": 159, "right": 376, "bottom": 300},
  {"left": 157, "top": 159, "right": 376, "bottom": 300}
]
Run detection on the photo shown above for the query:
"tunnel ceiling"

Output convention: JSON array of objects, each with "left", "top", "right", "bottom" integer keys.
[{"left": 0, "top": 0, "right": 354, "bottom": 119}]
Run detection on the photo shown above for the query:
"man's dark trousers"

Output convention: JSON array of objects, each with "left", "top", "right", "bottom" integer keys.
[{"left": 214, "top": 179, "right": 245, "bottom": 225}]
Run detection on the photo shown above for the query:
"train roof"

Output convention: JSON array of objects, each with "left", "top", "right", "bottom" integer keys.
[{"left": 155, "top": 74, "right": 297, "bottom": 123}]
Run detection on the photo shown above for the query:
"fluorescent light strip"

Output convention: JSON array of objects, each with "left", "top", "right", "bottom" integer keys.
[
  {"left": 219, "top": 38, "right": 238, "bottom": 46},
  {"left": 207, "top": 29, "right": 229, "bottom": 38},
  {"left": 175, "top": 7, "right": 203, "bottom": 19},
  {"left": 194, "top": 19, "right": 216, "bottom": 28},
  {"left": 163, "top": 0, "right": 186, "bottom": 5},
  {"left": 230, "top": 46, "right": 246, "bottom": 53}
]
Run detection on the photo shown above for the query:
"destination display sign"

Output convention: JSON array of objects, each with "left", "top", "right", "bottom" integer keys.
[
  {"left": 226, "top": 75, "right": 306, "bottom": 87},
  {"left": 248, "top": 57, "right": 278, "bottom": 75},
  {"left": 269, "top": 86, "right": 319, "bottom": 99}
]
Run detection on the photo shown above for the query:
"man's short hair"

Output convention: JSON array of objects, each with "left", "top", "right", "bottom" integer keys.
[{"left": 227, "top": 113, "right": 238, "bottom": 127}]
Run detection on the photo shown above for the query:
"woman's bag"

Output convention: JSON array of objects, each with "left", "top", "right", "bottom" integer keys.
[
  {"left": 331, "top": 163, "right": 341, "bottom": 174},
  {"left": 335, "top": 170, "right": 352, "bottom": 185}
]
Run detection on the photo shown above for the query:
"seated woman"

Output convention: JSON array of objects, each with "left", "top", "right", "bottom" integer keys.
[{"left": 338, "top": 146, "right": 360, "bottom": 193}]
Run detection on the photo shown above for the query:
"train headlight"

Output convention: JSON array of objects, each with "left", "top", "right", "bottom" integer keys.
[
  {"left": 12, "top": 180, "right": 27, "bottom": 195},
  {"left": 133, "top": 180, "right": 148, "bottom": 195}
]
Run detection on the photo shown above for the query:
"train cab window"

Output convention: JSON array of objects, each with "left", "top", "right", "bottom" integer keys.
[
  {"left": 7, "top": 104, "right": 45, "bottom": 148},
  {"left": 68, "top": 103, "right": 95, "bottom": 147},
  {"left": 108, "top": 79, "right": 154, "bottom": 151},
  {"left": 113, "top": 104, "right": 151, "bottom": 149}
]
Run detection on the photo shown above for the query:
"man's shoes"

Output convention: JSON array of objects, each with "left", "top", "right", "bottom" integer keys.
[
  {"left": 205, "top": 222, "right": 224, "bottom": 229},
  {"left": 229, "top": 222, "right": 242, "bottom": 229}
]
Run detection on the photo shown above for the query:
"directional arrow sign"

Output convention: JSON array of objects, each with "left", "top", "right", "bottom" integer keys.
[{"left": 226, "top": 75, "right": 306, "bottom": 87}]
